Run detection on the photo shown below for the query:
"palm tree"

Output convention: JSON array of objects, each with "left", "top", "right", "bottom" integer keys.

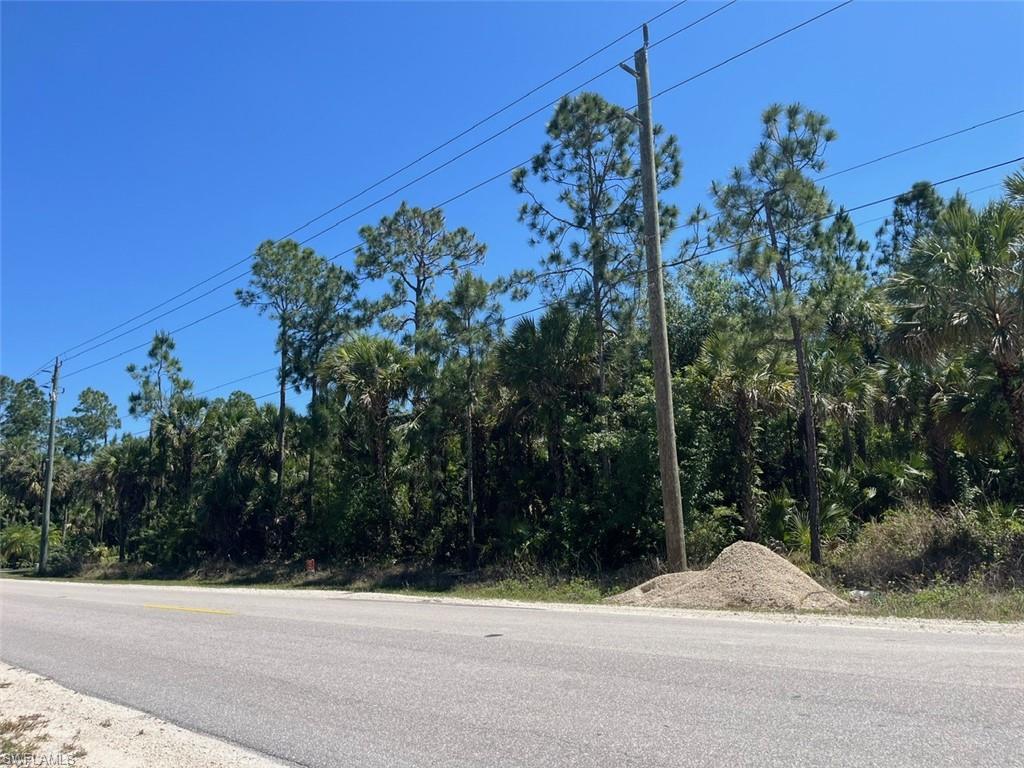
[
  {"left": 109, "top": 437, "right": 149, "bottom": 561},
  {"left": 815, "top": 340, "right": 881, "bottom": 467},
  {"left": 0, "top": 447, "right": 44, "bottom": 510},
  {"left": 1005, "top": 169, "right": 1024, "bottom": 208},
  {"left": 321, "top": 335, "right": 411, "bottom": 549},
  {"left": 87, "top": 446, "right": 119, "bottom": 543},
  {"left": 876, "top": 356, "right": 961, "bottom": 503},
  {"left": 155, "top": 396, "right": 209, "bottom": 507},
  {"left": 0, "top": 523, "right": 58, "bottom": 567},
  {"left": 932, "top": 357, "right": 1010, "bottom": 459},
  {"left": 494, "top": 305, "right": 595, "bottom": 498},
  {"left": 696, "top": 319, "right": 794, "bottom": 540},
  {"left": 195, "top": 395, "right": 279, "bottom": 560},
  {"left": 890, "top": 187, "right": 1024, "bottom": 465}
]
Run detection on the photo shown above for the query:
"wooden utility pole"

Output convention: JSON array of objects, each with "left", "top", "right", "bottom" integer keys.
[
  {"left": 623, "top": 29, "right": 687, "bottom": 571},
  {"left": 276, "top": 332, "right": 287, "bottom": 507},
  {"left": 38, "top": 356, "right": 61, "bottom": 575}
]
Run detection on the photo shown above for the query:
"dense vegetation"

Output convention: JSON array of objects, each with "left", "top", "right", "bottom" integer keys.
[{"left": 3, "top": 99, "right": 1022, "bottom": 592}]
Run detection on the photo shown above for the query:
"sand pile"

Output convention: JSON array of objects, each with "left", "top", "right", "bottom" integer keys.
[{"left": 608, "top": 541, "right": 848, "bottom": 612}]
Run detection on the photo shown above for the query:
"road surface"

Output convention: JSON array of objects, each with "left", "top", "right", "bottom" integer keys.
[{"left": 2, "top": 578, "right": 1022, "bottom": 767}]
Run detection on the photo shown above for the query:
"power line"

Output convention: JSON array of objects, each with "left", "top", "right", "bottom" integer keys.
[
  {"left": 32, "top": 2, "right": 751, "bottom": 377},
  {"left": 277, "top": 1, "right": 697, "bottom": 243},
  {"left": 648, "top": 0, "right": 853, "bottom": 103},
  {"left": 60, "top": 267, "right": 254, "bottom": 365},
  {"left": 963, "top": 181, "right": 1005, "bottom": 195},
  {"left": 288, "top": 1, "right": 740, "bottom": 247},
  {"left": 817, "top": 109, "right": 1024, "bottom": 182},
  {"left": 196, "top": 367, "right": 279, "bottom": 396},
  {"left": 53, "top": 101, "right": 1023, "bottom": 382},
  {"left": 63, "top": 302, "right": 238, "bottom": 379},
  {"left": 486, "top": 110, "right": 1024, "bottom": 311},
  {"left": 36, "top": 1, "right": 709, "bottom": 371},
  {"left": 661, "top": 156, "right": 1023, "bottom": 271},
  {"left": 494, "top": 155, "right": 1024, "bottom": 329},
  {"left": 45, "top": 1, "right": 1014, "bottom": 385},
  {"left": 171, "top": 158, "right": 1022, "bottom": 399},
  {"left": 120, "top": 164, "right": 1014, "bottom": 429},
  {"left": 33, "top": 0, "right": 868, "bottom": 378},
  {"left": 679, "top": 108, "right": 1024, "bottom": 235}
]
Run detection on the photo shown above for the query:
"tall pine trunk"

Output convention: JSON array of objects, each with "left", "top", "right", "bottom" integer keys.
[
  {"left": 767, "top": 201, "right": 822, "bottom": 564},
  {"left": 94, "top": 500, "right": 104, "bottom": 545},
  {"left": 791, "top": 319, "right": 823, "bottom": 563},
  {"left": 590, "top": 223, "right": 611, "bottom": 477},
  {"left": 465, "top": 399, "right": 476, "bottom": 567},
  {"left": 593, "top": 270, "right": 606, "bottom": 396},
  {"left": 118, "top": 502, "right": 127, "bottom": 562},
  {"left": 855, "top": 415, "right": 869, "bottom": 462},
  {"left": 375, "top": 422, "right": 392, "bottom": 553}
]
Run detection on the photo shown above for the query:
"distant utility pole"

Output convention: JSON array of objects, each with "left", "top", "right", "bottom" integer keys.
[
  {"left": 622, "top": 27, "right": 687, "bottom": 572},
  {"left": 38, "top": 356, "right": 61, "bottom": 575}
]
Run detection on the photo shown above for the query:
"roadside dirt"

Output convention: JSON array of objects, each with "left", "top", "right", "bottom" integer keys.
[
  {"left": 607, "top": 541, "right": 850, "bottom": 612},
  {"left": 0, "top": 663, "right": 283, "bottom": 767}
]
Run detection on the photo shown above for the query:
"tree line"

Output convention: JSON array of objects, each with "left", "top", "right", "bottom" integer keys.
[{"left": 2, "top": 97, "right": 1022, "bottom": 582}]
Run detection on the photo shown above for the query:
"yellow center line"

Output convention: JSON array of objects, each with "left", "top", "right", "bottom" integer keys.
[{"left": 143, "top": 603, "right": 235, "bottom": 616}]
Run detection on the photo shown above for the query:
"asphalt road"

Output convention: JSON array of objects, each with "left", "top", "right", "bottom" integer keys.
[{"left": 1, "top": 579, "right": 1022, "bottom": 768}]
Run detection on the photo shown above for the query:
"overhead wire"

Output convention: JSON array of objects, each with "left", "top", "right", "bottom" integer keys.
[
  {"left": 488, "top": 155, "right": 1024, "bottom": 329},
  {"left": 38, "top": 1, "right": 713, "bottom": 368},
  {"left": 40, "top": 0, "right": 867, "bottom": 378},
  {"left": 47, "top": 3, "right": 1021, "bottom": 389},
  {"left": 141, "top": 157, "right": 1021, "bottom": 406}
]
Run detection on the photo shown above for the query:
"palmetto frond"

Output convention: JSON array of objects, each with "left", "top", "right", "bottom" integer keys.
[
  {"left": 1003, "top": 168, "right": 1024, "bottom": 208},
  {"left": 814, "top": 341, "right": 881, "bottom": 423},
  {"left": 698, "top": 320, "right": 794, "bottom": 412},
  {"left": 495, "top": 305, "right": 596, "bottom": 418},
  {"left": 889, "top": 198, "right": 1024, "bottom": 371},
  {"left": 930, "top": 358, "right": 1009, "bottom": 452}
]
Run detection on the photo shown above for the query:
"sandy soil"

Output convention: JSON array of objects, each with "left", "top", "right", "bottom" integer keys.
[
  {"left": 607, "top": 541, "right": 850, "bottom": 612},
  {"left": 0, "top": 663, "right": 284, "bottom": 767}
]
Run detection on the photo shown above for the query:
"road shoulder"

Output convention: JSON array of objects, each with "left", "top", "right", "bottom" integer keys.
[{"left": 0, "top": 663, "right": 285, "bottom": 768}]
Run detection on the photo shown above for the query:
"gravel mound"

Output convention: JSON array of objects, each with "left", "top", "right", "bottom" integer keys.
[{"left": 608, "top": 541, "right": 848, "bottom": 612}]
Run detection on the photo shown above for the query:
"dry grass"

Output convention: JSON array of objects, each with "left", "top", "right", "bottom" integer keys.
[
  {"left": 9, "top": 553, "right": 1022, "bottom": 622},
  {"left": 0, "top": 714, "right": 50, "bottom": 758},
  {"left": 855, "top": 581, "right": 1024, "bottom": 622},
  {"left": 0, "top": 714, "right": 86, "bottom": 764}
]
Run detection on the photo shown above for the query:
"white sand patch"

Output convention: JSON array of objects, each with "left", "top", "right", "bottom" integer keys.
[{"left": 0, "top": 663, "right": 284, "bottom": 767}]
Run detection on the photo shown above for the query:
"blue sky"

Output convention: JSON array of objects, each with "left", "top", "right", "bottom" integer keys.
[{"left": 3, "top": 1, "right": 1022, "bottom": 432}]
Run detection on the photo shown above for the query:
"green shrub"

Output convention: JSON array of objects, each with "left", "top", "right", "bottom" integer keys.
[
  {"left": 784, "top": 501, "right": 851, "bottom": 553},
  {"left": 44, "top": 547, "right": 79, "bottom": 576},
  {"left": 0, "top": 524, "right": 59, "bottom": 568},
  {"left": 862, "top": 577, "right": 1024, "bottom": 621},
  {"left": 686, "top": 506, "right": 738, "bottom": 566},
  {"left": 831, "top": 507, "right": 951, "bottom": 587},
  {"left": 961, "top": 503, "right": 1024, "bottom": 587},
  {"left": 830, "top": 504, "right": 1024, "bottom": 588}
]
